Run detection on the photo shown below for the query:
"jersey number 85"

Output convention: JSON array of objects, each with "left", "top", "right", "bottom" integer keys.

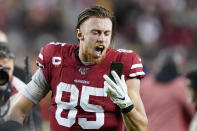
[{"left": 55, "top": 82, "right": 107, "bottom": 129}]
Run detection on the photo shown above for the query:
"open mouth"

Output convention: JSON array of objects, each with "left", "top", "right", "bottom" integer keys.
[{"left": 94, "top": 45, "right": 105, "bottom": 57}]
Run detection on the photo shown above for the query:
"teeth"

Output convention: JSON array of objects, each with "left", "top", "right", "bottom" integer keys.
[
  {"left": 94, "top": 45, "right": 105, "bottom": 57},
  {"left": 96, "top": 45, "right": 104, "bottom": 51},
  {"left": 98, "top": 45, "right": 104, "bottom": 49}
]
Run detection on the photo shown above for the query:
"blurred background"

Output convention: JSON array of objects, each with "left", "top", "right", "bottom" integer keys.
[{"left": 0, "top": 0, "right": 196, "bottom": 130}]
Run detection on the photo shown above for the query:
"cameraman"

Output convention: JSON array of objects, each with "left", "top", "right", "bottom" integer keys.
[
  {"left": 0, "top": 30, "right": 26, "bottom": 82},
  {"left": 0, "top": 42, "right": 26, "bottom": 124},
  {"left": 0, "top": 42, "right": 42, "bottom": 131},
  {"left": 0, "top": 31, "right": 43, "bottom": 131}
]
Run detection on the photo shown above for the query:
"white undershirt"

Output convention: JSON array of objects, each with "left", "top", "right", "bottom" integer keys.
[{"left": 22, "top": 68, "right": 50, "bottom": 104}]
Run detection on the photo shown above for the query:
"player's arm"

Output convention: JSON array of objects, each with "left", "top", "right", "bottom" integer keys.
[
  {"left": 6, "top": 44, "right": 50, "bottom": 128},
  {"left": 103, "top": 71, "right": 148, "bottom": 131},
  {"left": 8, "top": 93, "right": 35, "bottom": 124},
  {"left": 1, "top": 94, "right": 35, "bottom": 131},
  {"left": 122, "top": 78, "right": 147, "bottom": 131},
  {"left": 7, "top": 68, "right": 50, "bottom": 124}
]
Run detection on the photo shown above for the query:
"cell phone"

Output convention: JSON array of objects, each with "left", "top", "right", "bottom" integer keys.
[{"left": 109, "top": 62, "right": 123, "bottom": 83}]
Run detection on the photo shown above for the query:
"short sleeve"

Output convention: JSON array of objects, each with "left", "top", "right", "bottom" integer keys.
[
  {"left": 36, "top": 43, "right": 53, "bottom": 83},
  {"left": 120, "top": 51, "right": 146, "bottom": 80}
]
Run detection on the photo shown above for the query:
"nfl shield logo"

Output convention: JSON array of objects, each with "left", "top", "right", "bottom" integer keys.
[{"left": 79, "top": 67, "right": 89, "bottom": 75}]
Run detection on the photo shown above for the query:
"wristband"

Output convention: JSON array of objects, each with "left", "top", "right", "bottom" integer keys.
[{"left": 120, "top": 104, "right": 134, "bottom": 113}]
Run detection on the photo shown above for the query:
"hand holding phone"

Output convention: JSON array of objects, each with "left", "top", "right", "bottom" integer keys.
[
  {"left": 104, "top": 62, "right": 134, "bottom": 112},
  {"left": 109, "top": 62, "right": 123, "bottom": 83}
]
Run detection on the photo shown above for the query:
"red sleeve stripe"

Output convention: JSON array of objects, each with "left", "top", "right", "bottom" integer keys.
[
  {"left": 129, "top": 71, "right": 145, "bottom": 77},
  {"left": 39, "top": 53, "right": 43, "bottom": 60},
  {"left": 131, "top": 64, "right": 143, "bottom": 69}
]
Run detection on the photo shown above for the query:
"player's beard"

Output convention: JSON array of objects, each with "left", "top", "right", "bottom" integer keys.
[{"left": 83, "top": 50, "right": 106, "bottom": 64}]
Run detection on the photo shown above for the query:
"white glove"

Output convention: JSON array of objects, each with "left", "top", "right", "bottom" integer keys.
[{"left": 103, "top": 71, "right": 134, "bottom": 112}]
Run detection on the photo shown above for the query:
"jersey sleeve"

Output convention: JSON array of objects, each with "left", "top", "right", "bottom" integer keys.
[
  {"left": 120, "top": 51, "right": 146, "bottom": 80},
  {"left": 36, "top": 44, "right": 52, "bottom": 69},
  {"left": 36, "top": 44, "right": 51, "bottom": 83},
  {"left": 22, "top": 69, "right": 50, "bottom": 104}
]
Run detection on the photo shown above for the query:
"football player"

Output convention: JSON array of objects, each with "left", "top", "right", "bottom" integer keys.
[{"left": 7, "top": 5, "right": 148, "bottom": 131}]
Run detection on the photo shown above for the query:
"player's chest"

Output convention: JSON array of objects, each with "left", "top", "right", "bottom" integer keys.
[
  {"left": 49, "top": 64, "right": 108, "bottom": 89},
  {"left": 48, "top": 62, "right": 118, "bottom": 113}
]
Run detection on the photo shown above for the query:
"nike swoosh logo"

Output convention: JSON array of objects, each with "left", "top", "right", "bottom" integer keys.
[{"left": 117, "top": 97, "right": 125, "bottom": 100}]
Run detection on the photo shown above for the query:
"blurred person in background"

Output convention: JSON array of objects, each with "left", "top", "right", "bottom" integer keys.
[
  {"left": 0, "top": 42, "right": 26, "bottom": 131},
  {"left": 0, "top": 30, "right": 26, "bottom": 82},
  {"left": 140, "top": 47, "right": 194, "bottom": 131},
  {"left": 186, "top": 70, "right": 197, "bottom": 131},
  {"left": 0, "top": 42, "right": 43, "bottom": 131},
  {"left": 6, "top": 5, "right": 148, "bottom": 131},
  {"left": 0, "top": 42, "right": 24, "bottom": 124}
]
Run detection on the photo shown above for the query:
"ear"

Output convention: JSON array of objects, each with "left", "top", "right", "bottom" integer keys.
[{"left": 76, "top": 29, "right": 84, "bottom": 41}]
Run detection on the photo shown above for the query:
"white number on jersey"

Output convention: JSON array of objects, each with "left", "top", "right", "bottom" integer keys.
[{"left": 55, "top": 82, "right": 107, "bottom": 129}]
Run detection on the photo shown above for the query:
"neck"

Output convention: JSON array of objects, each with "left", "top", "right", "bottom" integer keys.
[
  {"left": 75, "top": 48, "right": 93, "bottom": 65},
  {"left": 78, "top": 47, "right": 85, "bottom": 62}
]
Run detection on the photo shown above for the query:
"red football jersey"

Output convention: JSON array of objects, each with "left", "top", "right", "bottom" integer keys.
[{"left": 36, "top": 42, "right": 145, "bottom": 131}]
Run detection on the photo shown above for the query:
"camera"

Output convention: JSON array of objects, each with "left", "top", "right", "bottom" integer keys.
[{"left": 0, "top": 65, "right": 9, "bottom": 86}]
